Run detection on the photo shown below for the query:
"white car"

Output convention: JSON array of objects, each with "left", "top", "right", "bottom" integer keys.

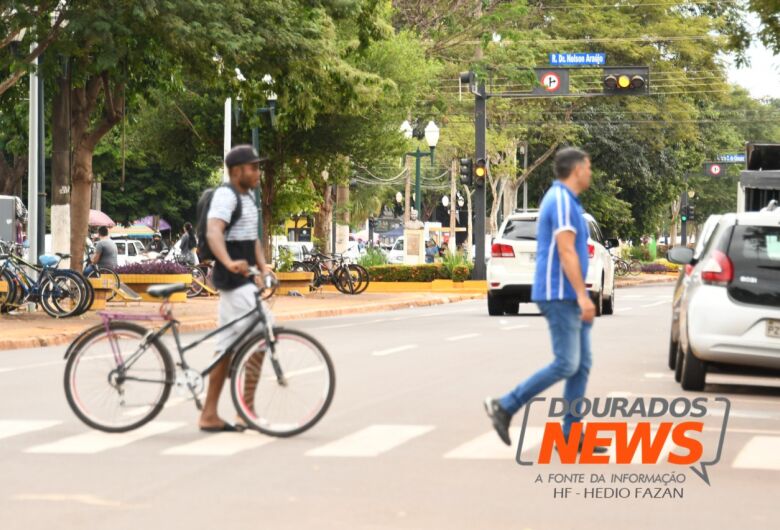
[
  {"left": 388, "top": 236, "right": 405, "bottom": 264},
  {"left": 110, "top": 239, "right": 148, "bottom": 267},
  {"left": 668, "top": 208, "right": 780, "bottom": 391},
  {"left": 486, "top": 211, "right": 616, "bottom": 316}
]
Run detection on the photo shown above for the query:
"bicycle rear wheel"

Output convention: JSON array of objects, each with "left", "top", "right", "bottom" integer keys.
[
  {"left": 188, "top": 266, "right": 206, "bottom": 298},
  {"left": 629, "top": 259, "right": 643, "bottom": 276},
  {"left": 0, "top": 269, "right": 17, "bottom": 312},
  {"left": 40, "top": 273, "right": 84, "bottom": 318},
  {"left": 231, "top": 328, "right": 335, "bottom": 437},
  {"left": 64, "top": 321, "right": 174, "bottom": 432}
]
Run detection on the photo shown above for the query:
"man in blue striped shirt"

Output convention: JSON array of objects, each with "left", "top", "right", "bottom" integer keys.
[{"left": 485, "top": 147, "right": 605, "bottom": 453}]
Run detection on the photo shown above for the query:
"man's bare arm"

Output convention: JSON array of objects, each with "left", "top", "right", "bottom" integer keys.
[{"left": 556, "top": 230, "right": 595, "bottom": 322}]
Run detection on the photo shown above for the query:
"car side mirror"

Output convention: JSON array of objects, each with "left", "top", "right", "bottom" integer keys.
[
  {"left": 604, "top": 238, "right": 619, "bottom": 249},
  {"left": 667, "top": 246, "right": 694, "bottom": 265}
]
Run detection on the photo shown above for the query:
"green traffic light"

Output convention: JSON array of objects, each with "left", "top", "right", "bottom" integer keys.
[{"left": 681, "top": 215, "right": 688, "bottom": 222}]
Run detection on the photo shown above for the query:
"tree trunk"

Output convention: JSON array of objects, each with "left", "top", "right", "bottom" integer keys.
[
  {"left": 335, "top": 183, "right": 349, "bottom": 253},
  {"left": 488, "top": 177, "right": 504, "bottom": 236},
  {"left": 449, "top": 159, "right": 457, "bottom": 252},
  {"left": 69, "top": 147, "right": 93, "bottom": 271},
  {"left": 403, "top": 157, "right": 411, "bottom": 225},
  {"left": 0, "top": 153, "right": 26, "bottom": 195},
  {"left": 503, "top": 179, "right": 519, "bottom": 215},
  {"left": 669, "top": 199, "right": 679, "bottom": 245},
  {"left": 313, "top": 184, "right": 333, "bottom": 253},
  {"left": 261, "top": 160, "right": 275, "bottom": 260},
  {"left": 463, "top": 184, "right": 473, "bottom": 260},
  {"left": 51, "top": 69, "right": 71, "bottom": 266}
]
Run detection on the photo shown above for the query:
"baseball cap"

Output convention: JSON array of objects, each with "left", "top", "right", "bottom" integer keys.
[{"left": 225, "top": 145, "right": 261, "bottom": 168}]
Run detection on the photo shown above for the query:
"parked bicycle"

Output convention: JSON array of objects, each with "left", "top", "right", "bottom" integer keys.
[
  {"left": 612, "top": 255, "right": 643, "bottom": 277},
  {"left": 84, "top": 248, "right": 121, "bottom": 302},
  {"left": 292, "top": 249, "right": 369, "bottom": 295},
  {"left": 0, "top": 240, "right": 89, "bottom": 317},
  {"left": 63, "top": 267, "right": 335, "bottom": 436}
]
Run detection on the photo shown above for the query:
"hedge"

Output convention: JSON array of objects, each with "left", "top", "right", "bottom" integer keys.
[{"left": 365, "top": 264, "right": 447, "bottom": 282}]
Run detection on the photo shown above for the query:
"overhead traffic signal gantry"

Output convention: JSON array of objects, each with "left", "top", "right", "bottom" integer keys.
[{"left": 602, "top": 67, "right": 649, "bottom": 95}]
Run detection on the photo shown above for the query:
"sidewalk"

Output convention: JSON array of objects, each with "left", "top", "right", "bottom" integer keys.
[
  {"left": 0, "top": 291, "right": 485, "bottom": 351},
  {"left": 615, "top": 272, "right": 678, "bottom": 288}
]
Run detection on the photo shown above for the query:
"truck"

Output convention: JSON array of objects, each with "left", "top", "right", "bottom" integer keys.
[{"left": 738, "top": 142, "right": 780, "bottom": 212}]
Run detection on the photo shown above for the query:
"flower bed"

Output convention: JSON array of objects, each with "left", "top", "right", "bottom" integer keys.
[{"left": 115, "top": 262, "right": 192, "bottom": 302}]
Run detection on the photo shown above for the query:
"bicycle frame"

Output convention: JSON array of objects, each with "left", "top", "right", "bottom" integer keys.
[{"left": 95, "top": 294, "right": 282, "bottom": 408}]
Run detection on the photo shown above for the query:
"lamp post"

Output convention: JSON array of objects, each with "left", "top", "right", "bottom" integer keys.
[{"left": 401, "top": 120, "right": 439, "bottom": 216}]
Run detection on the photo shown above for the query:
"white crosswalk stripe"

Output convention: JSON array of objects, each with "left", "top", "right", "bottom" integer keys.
[
  {"left": 305, "top": 424, "right": 434, "bottom": 457},
  {"left": 163, "top": 432, "right": 275, "bottom": 456},
  {"left": 444, "top": 427, "right": 544, "bottom": 460},
  {"left": 732, "top": 436, "right": 780, "bottom": 470},
  {"left": 0, "top": 420, "right": 61, "bottom": 441},
  {"left": 26, "top": 421, "right": 185, "bottom": 454}
]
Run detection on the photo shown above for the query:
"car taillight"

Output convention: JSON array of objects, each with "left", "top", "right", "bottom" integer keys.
[
  {"left": 491, "top": 243, "right": 515, "bottom": 258},
  {"left": 701, "top": 250, "right": 733, "bottom": 285},
  {"left": 588, "top": 244, "right": 595, "bottom": 258}
]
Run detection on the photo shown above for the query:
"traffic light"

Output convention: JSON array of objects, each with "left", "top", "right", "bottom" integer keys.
[
  {"left": 474, "top": 158, "right": 487, "bottom": 187},
  {"left": 680, "top": 205, "right": 689, "bottom": 223},
  {"left": 602, "top": 67, "right": 649, "bottom": 95},
  {"left": 687, "top": 204, "right": 695, "bottom": 221},
  {"left": 459, "top": 158, "right": 473, "bottom": 186}
]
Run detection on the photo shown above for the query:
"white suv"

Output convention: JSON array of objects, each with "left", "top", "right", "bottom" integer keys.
[
  {"left": 668, "top": 209, "right": 780, "bottom": 391},
  {"left": 486, "top": 211, "right": 616, "bottom": 316}
]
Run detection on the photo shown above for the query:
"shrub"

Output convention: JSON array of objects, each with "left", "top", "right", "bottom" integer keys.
[
  {"left": 275, "top": 246, "right": 295, "bottom": 272},
  {"left": 358, "top": 246, "right": 388, "bottom": 267},
  {"left": 364, "top": 264, "right": 446, "bottom": 282},
  {"left": 623, "top": 245, "right": 651, "bottom": 262},
  {"left": 640, "top": 263, "right": 668, "bottom": 274},
  {"left": 440, "top": 248, "right": 472, "bottom": 279},
  {"left": 115, "top": 261, "right": 190, "bottom": 274},
  {"left": 654, "top": 258, "right": 680, "bottom": 272},
  {"left": 451, "top": 264, "right": 471, "bottom": 282}
]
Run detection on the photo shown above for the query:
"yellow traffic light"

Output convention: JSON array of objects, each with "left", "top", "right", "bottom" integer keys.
[
  {"left": 475, "top": 166, "right": 486, "bottom": 177},
  {"left": 617, "top": 75, "right": 630, "bottom": 88},
  {"left": 602, "top": 67, "right": 649, "bottom": 95}
]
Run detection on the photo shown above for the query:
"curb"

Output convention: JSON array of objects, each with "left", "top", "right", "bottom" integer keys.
[{"left": 0, "top": 293, "right": 485, "bottom": 351}]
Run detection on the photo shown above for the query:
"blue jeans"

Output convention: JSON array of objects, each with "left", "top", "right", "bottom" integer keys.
[{"left": 499, "top": 300, "right": 593, "bottom": 437}]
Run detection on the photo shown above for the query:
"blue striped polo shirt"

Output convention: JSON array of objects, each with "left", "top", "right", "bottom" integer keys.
[{"left": 531, "top": 181, "right": 589, "bottom": 302}]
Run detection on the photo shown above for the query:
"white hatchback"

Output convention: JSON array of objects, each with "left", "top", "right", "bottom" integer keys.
[
  {"left": 486, "top": 211, "right": 616, "bottom": 316},
  {"left": 668, "top": 209, "right": 780, "bottom": 391}
]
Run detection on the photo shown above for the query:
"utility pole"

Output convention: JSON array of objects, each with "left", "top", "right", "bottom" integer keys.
[
  {"left": 473, "top": 82, "right": 487, "bottom": 280},
  {"left": 27, "top": 51, "right": 39, "bottom": 267},
  {"left": 680, "top": 172, "right": 689, "bottom": 246},
  {"left": 522, "top": 141, "right": 529, "bottom": 211}
]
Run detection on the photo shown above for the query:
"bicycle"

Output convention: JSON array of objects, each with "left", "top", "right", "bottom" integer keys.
[
  {"left": 612, "top": 255, "right": 642, "bottom": 277},
  {"left": 84, "top": 249, "right": 121, "bottom": 303},
  {"left": 63, "top": 267, "right": 335, "bottom": 436},
  {"left": 292, "top": 250, "right": 369, "bottom": 295},
  {"left": 0, "top": 241, "right": 88, "bottom": 317}
]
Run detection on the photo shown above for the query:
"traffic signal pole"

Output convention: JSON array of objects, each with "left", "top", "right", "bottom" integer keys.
[{"left": 474, "top": 83, "right": 488, "bottom": 280}]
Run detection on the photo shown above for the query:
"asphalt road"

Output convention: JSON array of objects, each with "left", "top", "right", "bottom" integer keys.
[{"left": 1, "top": 284, "right": 779, "bottom": 530}]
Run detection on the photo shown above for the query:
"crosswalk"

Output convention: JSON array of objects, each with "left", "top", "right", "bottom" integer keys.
[{"left": 2, "top": 418, "right": 779, "bottom": 471}]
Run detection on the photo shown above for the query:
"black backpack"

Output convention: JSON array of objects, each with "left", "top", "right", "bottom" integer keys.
[{"left": 195, "top": 184, "right": 242, "bottom": 260}]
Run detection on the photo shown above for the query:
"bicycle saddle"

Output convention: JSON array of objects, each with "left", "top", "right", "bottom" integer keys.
[
  {"left": 38, "top": 254, "right": 61, "bottom": 267},
  {"left": 56, "top": 252, "right": 71, "bottom": 259},
  {"left": 146, "top": 283, "right": 189, "bottom": 298}
]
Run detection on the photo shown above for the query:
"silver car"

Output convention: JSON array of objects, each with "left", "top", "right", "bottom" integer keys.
[{"left": 668, "top": 209, "right": 780, "bottom": 390}]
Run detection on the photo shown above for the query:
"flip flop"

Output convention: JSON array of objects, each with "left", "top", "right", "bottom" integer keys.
[{"left": 199, "top": 423, "right": 241, "bottom": 433}]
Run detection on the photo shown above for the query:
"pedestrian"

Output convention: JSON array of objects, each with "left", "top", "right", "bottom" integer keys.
[
  {"left": 483, "top": 147, "right": 606, "bottom": 454},
  {"left": 425, "top": 238, "right": 439, "bottom": 263},
  {"left": 199, "top": 144, "right": 273, "bottom": 433},
  {"left": 85, "top": 226, "right": 118, "bottom": 275},
  {"left": 178, "top": 222, "right": 198, "bottom": 265}
]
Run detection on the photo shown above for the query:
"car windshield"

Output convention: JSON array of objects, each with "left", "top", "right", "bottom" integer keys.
[{"left": 501, "top": 219, "right": 537, "bottom": 240}]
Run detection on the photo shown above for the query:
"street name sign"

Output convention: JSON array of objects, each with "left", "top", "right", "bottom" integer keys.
[{"left": 549, "top": 52, "right": 606, "bottom": 67}]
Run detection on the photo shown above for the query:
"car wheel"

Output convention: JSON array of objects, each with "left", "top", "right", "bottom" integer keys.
[
  {"left": 668, "top": 335, "right": 678, "bottom": 370},
  {"left": 504, "top": 300, "right": 519, "bottom": 315},
  {"left": 602, "top": 283, "right": 614, "bottom": 315},
  {"left": 487, "top": 291, "right": 504, "bottom": 316},
  {"left": 680, "top": 345, "right": 706, "bottom": 391},
  {"left": 592, "top": 288, "right": 603, "bottom": 317}
]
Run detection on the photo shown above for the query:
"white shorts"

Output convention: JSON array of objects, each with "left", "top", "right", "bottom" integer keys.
[{"left": 217, "top": 283, "right": 274, "bottom": 353}]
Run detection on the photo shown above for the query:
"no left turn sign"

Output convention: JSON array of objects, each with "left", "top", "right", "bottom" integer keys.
[
  {"left": 708, "top": 164, "right": 722, "bottom": 176},
  {"left": 540, "top": 72, "right": 561, "bottom": 92}
]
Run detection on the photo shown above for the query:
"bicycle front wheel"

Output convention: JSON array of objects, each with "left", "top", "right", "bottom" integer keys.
[
  {"left": 629, "top": 259, "right": 643, "bottom": 276},
  {"left": 64, "top": 321, "right": 174, "bottom": 432},
  {"left": 231, "top": 328, "right": 335, "bottom": 437}
]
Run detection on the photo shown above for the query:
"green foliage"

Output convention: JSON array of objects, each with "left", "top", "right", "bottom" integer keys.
[
  {"left": 365, "top": 264, "right": 446, "bottom": 282},
  {"left": 624, "top": 246, "right": 652, "bottom": 262},
  {"left": 275, "top": 247, "right": 295, "bottom": 272},
  {"left": 358, "top": 246, "right": 388, "bottom": 267},
  {"left": 439, "top": 248, "right": 472, "bottom": 279},
  {"left": 451, "top": 265, "right": 471, "bottom": 282}
]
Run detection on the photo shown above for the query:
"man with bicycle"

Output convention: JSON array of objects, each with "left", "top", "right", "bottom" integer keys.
[
  {"left": 199, "top": 145, "right": 273, "bottom": 433},
  {"left": 85, "top": 226, "right": 117, "bottom": 276},
  {"left": 484, "top": 147, "right": 607, "bottom": 454}
]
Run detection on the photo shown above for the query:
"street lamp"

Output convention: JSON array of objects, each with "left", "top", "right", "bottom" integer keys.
[{"left": 403, "top": 119, "right": 439, "bottom": 215}]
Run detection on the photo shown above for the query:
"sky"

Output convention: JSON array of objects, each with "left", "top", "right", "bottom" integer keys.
[{"left": 726, "top": 17, "right": 780, "bottom": 100}]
